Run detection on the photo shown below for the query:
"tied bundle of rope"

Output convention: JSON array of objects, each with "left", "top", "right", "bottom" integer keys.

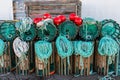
[
  {"left": 56, "top": 35, "right": 73, "bottom": 66},
  {"left": 0, "top": 22, "right": 16, "bottom": 41},
  {"left": 15, "top": 17, "right": 33, "bottom": 40},
  {"left": 13, "top": 37, "right": 29, "bottom": 67},
  {"left": 22, "top": 25, "right": 36, "bottom": 41},
  {"left": 101, "top": 19, "right": 120, "bottom": 39},
  {"left": 74, "top": 41, "right": 94, "bottom": 75},
  {"left": 35, "top": 40, "right": 52, "bottom": 66},
  {"left": 37, "top": 18, "right": 53, "bottom": 29},
  {"left": 36, "top": 18, "right": 57, "bottom": 41},
  {"left": 58, "top": 21, "right": 78, "bottom": 40},
  {"left": 98, "top": 36, "right": 119, "bottom": 64},
  {"left": 79, "top": 18, "right": 99, "bottom": 41},
  {"left": 74, "top": 41, "right": 94, "bottom": 58},
  {"left": 0, "top": 39, "right": 5, "bottom": 67}
]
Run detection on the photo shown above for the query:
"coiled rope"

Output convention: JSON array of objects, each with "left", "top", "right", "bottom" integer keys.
[
  {"left": 15, "top": 17, "right": 33, "bottom": 39},
  {"left": 37, "top": 18, "right": 57, "bottom": 41},
  {"left": 21, "top": 25, "right": 36, "bottom": 41},
  {"left": 74, "top": 41, "right": 94, "bottom": 74},
  {"left": 37, "top": 18, "right": 53, "bottom": 29},
  {"left": 0, "top": 39, "right": 5, "bottom": 67},
  {"left": 98, "top": 36, "right": 119, "bottom": 64},
  {"left": 13, "top": 37, "right": 29, "bottom": 67},
  {"left": 56, "top": 35, "right": 73, "bottom": 65},
  {"left": 101, "top": 19, "right": 120, "bottom": 39},
  {"left": 58, "top": 21, "right": 78, "bottom": 40},
  {"left": 79, "top": 18, "right": 99, "bottom": 41},
  {"left": 35, "top": 40, "right": 52, "bottom": 65},
  {"left": 74, "top": 41, "right": 94, "bottom": 58},
  {"left": 0, "top": 22, "right": 16, "bottom": 41}
]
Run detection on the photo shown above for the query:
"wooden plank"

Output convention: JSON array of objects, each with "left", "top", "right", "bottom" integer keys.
[
  {"left": 95, "top": 40, "right": 107, "bottom": 75},
  {"left": 25, "top": 0, "right": 78, "bottom": 5},
  {"left": 28, "top": 4, "right": 76, "bottom": 10}
]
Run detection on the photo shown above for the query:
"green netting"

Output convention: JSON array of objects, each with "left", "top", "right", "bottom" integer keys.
[
  {"left": 79, "top": 18, "right": 99, "bottom": 41},
  {"left": 0, "top": 22, "right": 16, "bottom": 41},
  {"left": 101, "top": 19, "right": 120, "bottom": 39},
  {"left": 58, "top": 21, "right": 78, "bottom": 40}
]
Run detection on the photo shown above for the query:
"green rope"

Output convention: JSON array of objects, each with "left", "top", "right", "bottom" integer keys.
[
  {"left": 56, "top": 35, "right": 73, "bottom": 65},
  {"left": 0, "top": 22, "right": 16, "bottom": 41},
  {"left": 0, "top": 39, "right": 5, "bottom": 67},
  {"left": 98, "top": 36, "right": 119, "bottom": 56},
  {"left": 37, "top": 19, "right": 57, "bottom": 41},
  {"left": 58, "top": 21, "right": 78, "bottom": 40},
  {"left": 0, "top": 39, "right": 5, "bottom": 56},
  {"left": 98, "top": 36, "right": 119, "bottom": 64},
  {"left": 101, "top": 19, "right": 120, "bottom": 39},
  {"left": 79, "top": 18, "right": 99, "bottom": 41},
  {"left": 35, "top": 41, "right": 52, "bottom": 65},
  {"left": 74, "top": 41, "right": 94, "bottom": 58},
  {"left": 99, "top": 75, "right": 115, "bottom": 80},
  {"left": 20, "top": 25, "right": 36, "bottom": 41},
  {"left": 15, "top": 17, "right": 32, "bottom": 33}
]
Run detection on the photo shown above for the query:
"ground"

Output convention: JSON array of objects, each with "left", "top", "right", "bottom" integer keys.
[{"left": 0, "top": 73, "right": 120, "bottom": 80}]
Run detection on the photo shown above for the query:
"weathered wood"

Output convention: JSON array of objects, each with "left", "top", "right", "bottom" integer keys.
[
  {"left": 15, "top": 55, "right": 29, "bottom": 75},
  {"left": 95, "top": 41, "right": 107, "bottom": 75},
  {"left": 55, "top": 56, "right": 72, "bottom": 75},
  {"left": 74, "top": 53, "right": 94, "bottom": 76},
  {"left": 13, "top": 0, "right": 81, "bottom": 19}
]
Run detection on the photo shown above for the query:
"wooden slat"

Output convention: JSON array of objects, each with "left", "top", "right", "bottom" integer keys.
[
  {"left": 74, "top": 55, "right": 93, "bottom": 76},
  {"left": 25, "top": 0, "right": 78, "bottom": 5},
  {"left": 95, "top": 41, "right": 107, "bottom": 75}
]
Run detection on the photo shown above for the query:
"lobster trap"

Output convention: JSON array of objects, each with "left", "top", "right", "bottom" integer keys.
[
  {"left": 74, "top": 53, "right": 94, "bottom": 76},
  {"left": 55, "top": 53, "right": 73, "bottom": 75},
  {"left": 0, "top": 20, "right": 16, "bottom": 73},
  {"left": 15, "top": 41, "right": 35, "bottom": 75},
  {"left": 15, "top": 55, "right": 29, "bottom": 75},
  {"left": 35, "top": 42, "right": 55, "bottom": 76},
  {"left": 0, "top": 42, "right": 11, "bottom": 74},
  {"left": 24, "top": 0, "right": 81, "bottom": 76},
  {"left": 94, "top": 41, "right": 119, "bottom": 76}
]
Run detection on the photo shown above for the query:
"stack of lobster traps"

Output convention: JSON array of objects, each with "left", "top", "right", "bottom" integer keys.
[{"left": 0, "top": 0, "right": 119, "bottom": 78}]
